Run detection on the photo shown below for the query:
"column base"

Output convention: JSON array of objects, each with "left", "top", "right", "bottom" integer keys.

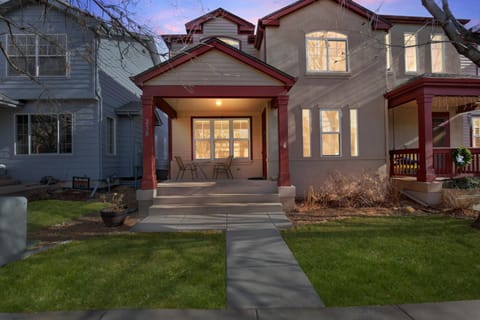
[
  {"left": 279, "top": 185, "right": 296, "bottom": 212},
  {"left": 136, "top": 189, "right": 157, "bottom": 218}
]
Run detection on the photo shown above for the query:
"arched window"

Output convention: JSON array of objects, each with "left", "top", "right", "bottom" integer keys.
[{"left": 306, "top": 31, "right": 348, "bottom": 73}]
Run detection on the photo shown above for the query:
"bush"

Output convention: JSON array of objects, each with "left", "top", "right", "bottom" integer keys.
[
  {"left": 443, "top": 177, "right": 480, "bottom": 190},
  {"left": 306, "top": 171, "right": 394, "bottom": 208}
]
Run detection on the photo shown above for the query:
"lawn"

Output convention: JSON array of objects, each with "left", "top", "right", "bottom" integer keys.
[
  {"left": 0, "top": 233, "right": 225, "bottom": 312},
  {"left": 283, "top": 216, "right": 480, "bottom": 307},
  {"left": 28, "top": 200, "right": 109, "bottom": 232}
]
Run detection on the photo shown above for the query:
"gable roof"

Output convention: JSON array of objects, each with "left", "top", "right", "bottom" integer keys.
[
  {"left": 132, "top": 38, "right": 296, "bottom": 88},
  {"left": 255, "top": 0, "right": 392, "bottom": 48},
  {"left": 185, "top": 8, "right": 255, "bottom": 35}
]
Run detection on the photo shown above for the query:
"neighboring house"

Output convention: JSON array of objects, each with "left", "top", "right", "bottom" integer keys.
[
  {"left": 133, "top": 0, "right": 480, "bottom": 208},
  {"left": 0, "top": 0, "right": 159, "bottom": 186}
]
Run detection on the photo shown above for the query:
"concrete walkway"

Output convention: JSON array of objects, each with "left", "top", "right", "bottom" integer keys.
[{"left": 2, "top": 300, "right": 480, "bottom": 319}]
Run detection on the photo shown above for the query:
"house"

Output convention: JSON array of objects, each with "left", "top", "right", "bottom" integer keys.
[
  {"left": 0, "top": 0, "right": 159, "bottom": 187},
  {"left": 133, "top": 0, "right": 480, "bottom": 210}
]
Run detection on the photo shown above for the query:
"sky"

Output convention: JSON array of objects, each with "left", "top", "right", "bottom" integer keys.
[{"left": 130, "top": 0, "right": 480, "bottom": 35}]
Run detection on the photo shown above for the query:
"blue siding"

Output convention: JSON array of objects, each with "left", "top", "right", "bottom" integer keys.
[
  {"left": 0, "top": 4, "right": 95, "bottom": 100},
  {"left": 0, "top": 100, "right": 101, "bottom": 183}
]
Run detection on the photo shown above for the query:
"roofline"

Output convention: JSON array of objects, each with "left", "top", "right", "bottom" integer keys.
[
  {"left": 255, "top": 0, "right": 392, "bottom": 49},
  {"left": 380, "top": 14, "right": 470, "bottom": 25},
  {"left": 132, "top": 38, "right": 296, "bottom": 88},
  {"left": 185, "top": 7, "right": 255, "bottom": 35}
]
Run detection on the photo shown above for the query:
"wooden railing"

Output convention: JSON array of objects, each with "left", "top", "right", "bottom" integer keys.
[{"left": 389, "top": 148, "right": 480, "bottom": 178}]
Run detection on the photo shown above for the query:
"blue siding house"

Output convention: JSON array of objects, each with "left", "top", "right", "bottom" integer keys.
[{"left": 0, "top": 0, "right": 159, "bottom": 186}]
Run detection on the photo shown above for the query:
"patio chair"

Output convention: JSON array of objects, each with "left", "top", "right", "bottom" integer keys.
[
  {"left": 175, "top": 156, "right": 199, "bottom": 180},
  {"left": 213, "top": 155, "right": 234, "bottom": 179}
]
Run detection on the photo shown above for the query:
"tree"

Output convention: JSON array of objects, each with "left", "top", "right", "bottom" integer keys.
[{"left": 422, "top": 0, "right": 480, "bottom": 67}]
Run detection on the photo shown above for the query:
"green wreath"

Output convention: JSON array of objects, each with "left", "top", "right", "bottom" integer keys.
[{"left": 452, "top": 147, "right": 473, "bottom": 168}]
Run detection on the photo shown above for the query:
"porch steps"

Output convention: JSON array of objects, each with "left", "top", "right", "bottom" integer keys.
[
  {"left": 0, "top": 176, "right": 20, "bottom": 187},
  {"left": 150, "top": 179, "right": 284, "bottom": 216}
]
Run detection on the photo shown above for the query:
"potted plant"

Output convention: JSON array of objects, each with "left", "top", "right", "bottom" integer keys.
[{"left": 100, "top": 193, "right": 128, "bottom": 227}]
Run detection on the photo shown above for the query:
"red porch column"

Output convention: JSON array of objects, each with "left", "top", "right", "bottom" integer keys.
[
  {"left": 274, "top": 95, "right": 291, "bottom": 186},
  {"left": 141, "top": 95, "right": 157, "bottom": 190},
  {"left": 417, "top": 93, "right": 436, "bottom": 182}
]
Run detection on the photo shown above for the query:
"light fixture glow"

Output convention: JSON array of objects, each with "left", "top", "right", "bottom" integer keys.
[{"left": 215, "top": 99, "right": 222, "bottom": 107}]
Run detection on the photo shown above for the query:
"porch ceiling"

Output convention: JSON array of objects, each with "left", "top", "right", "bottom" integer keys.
[
  {"left": 391, "top": 96, "right": 480, "bottom": 111},
  {"left": 164, "top": 98, "right": 270, "bottom": 113}
]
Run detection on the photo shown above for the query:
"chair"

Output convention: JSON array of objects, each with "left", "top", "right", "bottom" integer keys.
[
  {"left": 213, "top": 155, "right": 234, "bottom": 179},
  {"left": 175, "top": 156, "right": 198, "bottom": 180}
]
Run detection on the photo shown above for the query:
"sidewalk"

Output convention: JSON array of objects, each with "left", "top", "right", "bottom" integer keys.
[{"left": 1, "top": 300, "right": 480, "bottom": 320}]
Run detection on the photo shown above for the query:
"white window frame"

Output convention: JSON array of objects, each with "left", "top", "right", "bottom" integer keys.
[
  {"left": 431, "top": 34, "right": 445, "bottom": 73},
  {"left": 386, "top": 33, "right": 392, "bottom": 71},
  {"left": 302, "top": 109, "right": 312, "bottom": 158},
  {"left": 306, "top": 31, "right": 349, "bottom": 73},
  {"left": 404, "top": 32, "right": 418, "bottom": 73},
  {"left": 193, "top": 118, "right": 251, "bottom": 161},
  {"left": 106, "top": 117, "right": 117, "bottom": 156},
  {"left": 14, "top": 113, "right": 73, "bottom": 155},
  {"left": 350, "top": 109, "right": 359, "bottom": 157},
  {"left": 473, "top": 116, "right": 480, "bottom": 148},
  {"left": 6, "top": 33, "right": 68, "bottom": 77},
  {"left": 319, "top": 109, "right": 342, "bottom": 157}
]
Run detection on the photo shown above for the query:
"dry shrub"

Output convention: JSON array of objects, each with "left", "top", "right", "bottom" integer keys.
[
  {"left": 442, "top": 189, "right": 480, "bottom": 209},
  {"left": 310, "top": 171, "right": 394, "bottom": 208}
]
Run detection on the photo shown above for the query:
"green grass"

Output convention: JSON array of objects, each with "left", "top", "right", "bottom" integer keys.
[
  {"left": 0, "top": 233, "right": 225, "bottom": 312},
  {"left": 283, "top": 216, "right": 480, "bottom": 307},
  {"left": 28, "top": 200, "right": 109, "bottom": 232}
]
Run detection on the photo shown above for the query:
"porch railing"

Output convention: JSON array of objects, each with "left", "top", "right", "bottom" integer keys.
[{"left": 389, "top": 148, "right": 480, "bottom": 178}]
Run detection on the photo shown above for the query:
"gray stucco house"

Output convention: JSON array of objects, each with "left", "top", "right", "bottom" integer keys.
[{"left": 0, "top": 0, "right": 160, "bottom": 186}]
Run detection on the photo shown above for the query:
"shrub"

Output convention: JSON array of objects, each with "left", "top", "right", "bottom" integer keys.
[
  {"left": 307, "top": 171, "right": 393, "bottom": 208},
  {"left": 443, "top": 177, "right": 480, "bottom": 190}
]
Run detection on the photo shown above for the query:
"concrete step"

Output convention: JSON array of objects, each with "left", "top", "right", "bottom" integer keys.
[
  {"left": 149, "top": 203, "right": 284, "bottom": 215},
  {"left": 0, "top": 177, "right": 20, "bottom": 187},
  {"left": 154, "top": 193, "right": 280, "bottom": 205}
]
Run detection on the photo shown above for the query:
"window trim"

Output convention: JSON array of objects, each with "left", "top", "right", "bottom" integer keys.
[
  {"left": 319, "top": 109, "right": 342, "bottom": 157},
  {"left": 14, "top": 113, "right": 73, "bottom": 156},
  {"left": 305, "top": 31, "right": 349, "bottom": 74},
  {"left": 404, "top": 32, "right": 418, "bottom": 74},
  {"left": 106, "top": 117, "right": 117, "bottom": 156},
  {"left": 191, "top": 117, "right": 252, "bottom": 161},
  {"left": 431, "top": 33, "right": 445, "bottom": 73},
  {"left": 6, "top": 33, "right": 68, "bottom": 78}
]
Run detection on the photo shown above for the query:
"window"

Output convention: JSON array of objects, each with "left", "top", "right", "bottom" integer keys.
[
  {"left": 320, "top": 110, "right": 341, "bottom": 156},
  {"left": 217, "top": 37, "right": 240, "bottom": 49},
  {"left": 386, "top": 33, "right": 392, "bottom": 71},
  {"left": 15, "top": 114, "right": 72, "bottom": 155},
  {"left": 404, "top": 33, "right": 418, "bottom": 73},
  {"left": 473, "top": 116, "right": 480, "bottom": 147},
  {"left": 302, "top": 109, "right": 312, "bottom": 157},
  {"left": 193, "top": 118, "right": 250, "bottom": 160},
  {"left": 431, "top": 34, "right": 445, "bottom": 73},
  {"left": 350, "top": 109, "right": 359, "bottom": 157},
  {"left": 7, "top": 34, "right": 67, "bottom": 77},
  {"left": 106, "top": 117, "right": 116, "bottom": 155},
  {"left": 306, "top": 31, "right": 348, "bottom": 73}
]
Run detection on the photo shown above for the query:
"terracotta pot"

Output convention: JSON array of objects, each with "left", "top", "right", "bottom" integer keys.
[{"left": 100, "top": 207, "right": 128, "bottom": 227}]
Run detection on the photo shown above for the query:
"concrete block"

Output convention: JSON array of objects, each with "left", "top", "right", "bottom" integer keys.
[
  {"left": 0, "top": 197, "right": 27, "bottom": 267},
  {"left": 279, "top": 185, "right": 296, "bottom": 212}
]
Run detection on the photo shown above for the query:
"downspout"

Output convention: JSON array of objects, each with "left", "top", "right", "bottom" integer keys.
[{"left": 94, "top": 35, "right": 104, "bottom": 185}]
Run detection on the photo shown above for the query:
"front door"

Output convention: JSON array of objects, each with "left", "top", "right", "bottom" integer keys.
[{"left": 432, "top": 112, "right": 450, "bottom": 148}]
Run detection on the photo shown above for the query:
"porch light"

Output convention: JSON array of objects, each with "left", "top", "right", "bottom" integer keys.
[{"left": 215, "top": 99, "right": 223, "bottom": 107}]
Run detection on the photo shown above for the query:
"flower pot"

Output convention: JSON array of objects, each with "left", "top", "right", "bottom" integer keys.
[{"left": 100, "top": 207, "right": 128, "bottom": 227}]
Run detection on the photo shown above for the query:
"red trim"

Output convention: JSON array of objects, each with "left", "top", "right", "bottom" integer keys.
[
  {"left": 381, "top": 14, "right": 469, "bottom": 25},
  {"left": 141, "top": 96, "right": 157, "bottom": 190},
  {"left": 154, "top": 97, "right": 178, "bottom": 119},
  {"left": 143, "top": 86, "right": 290, "bottom": 98},
  {"left": 185, "top": 8, "right": 255, "bottom": 35},
  {"left": 133, "top": 38, "right": 296, "bottom": 88},
  {"left": 273, "top": 95, "right": 291, "bottom": 186},
  {"left": 417, "top": 95, "right": 436, "bottom": 182},
  {"left": 386, "top": 77, "right": 480, "bottom": 109},
  {"left": 168, "top": 117, "right": 172, "bottom": 179}
]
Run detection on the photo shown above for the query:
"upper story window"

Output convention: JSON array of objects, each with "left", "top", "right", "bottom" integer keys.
[
  {"left": 7, "top": 34, "right": 67, "bottom": 77},
  {"left": 217, "top": 37, "right": 240, "bottom": 49},
  {"left": 306, "top": 31, "right": 348, "bottom": 73},
  {"left": 385, "top": 33, "right": 392, "bottom": 71},
  {"left": 404, "top": 32, "right": 418, "bottom": 73},
  {"left": 431, "top": 34, "right": 445, "bottom": 73}
]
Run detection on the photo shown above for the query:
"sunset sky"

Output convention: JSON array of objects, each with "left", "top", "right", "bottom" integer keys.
[{"left": 132, "top": 0, "right": 480, "bottom": 35}]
